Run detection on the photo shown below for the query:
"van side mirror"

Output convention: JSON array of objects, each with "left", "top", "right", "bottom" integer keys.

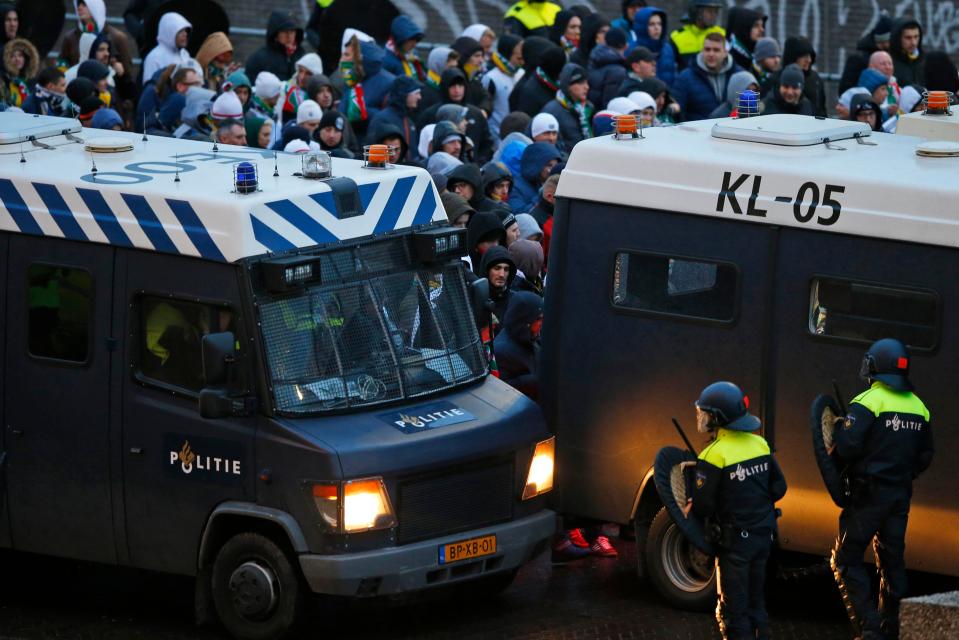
[
  {"left": 470, "top": 278, "right": 493, "bottom": 331},
  {"left": 199, "top": 332, "right": 252, "bottom": 419},
  {"left": 202, "top": 332, "right": 236, "bottom": 386}
]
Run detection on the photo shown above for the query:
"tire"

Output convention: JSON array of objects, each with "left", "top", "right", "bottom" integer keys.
[
  {"left": 645, "top": 507, "right": 716, "bottom": 612},
  {"left": 211, "top": 532, "right": 304, "bottom": 640}
]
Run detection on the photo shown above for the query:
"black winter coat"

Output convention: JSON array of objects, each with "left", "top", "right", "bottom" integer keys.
[
  {"left": 587, "top": 44, "right": 627, "bottom": 109},
  {"left": 245, "top": 11, "right": 306, "bottom": 84}
]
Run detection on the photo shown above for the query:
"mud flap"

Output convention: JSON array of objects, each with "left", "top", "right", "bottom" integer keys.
[
  {"left": 653, "top": 446, "right": 717, "bottom": 556},
  {"left": 810, "top": 394, "right": 848, "bottom": 509}
]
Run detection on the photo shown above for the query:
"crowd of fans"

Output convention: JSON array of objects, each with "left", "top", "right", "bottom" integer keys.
[{"left": 0, "top": 0, "right": 955, "bottom": 556}]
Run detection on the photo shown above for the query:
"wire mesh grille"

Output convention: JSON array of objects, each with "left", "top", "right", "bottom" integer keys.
[{"left": 260, "top": 263, "right": 486, "bottom": 414}]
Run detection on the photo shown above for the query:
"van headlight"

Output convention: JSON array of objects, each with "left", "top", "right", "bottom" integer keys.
[
  {"left": 343, "top": 478, "right": 396, "bottom": 532},
  {"left": 310, "top": 477, "right": 397, "bottom": 533},
  {"left": 522, "top": 437, "right": 555, "bottom": 500}
]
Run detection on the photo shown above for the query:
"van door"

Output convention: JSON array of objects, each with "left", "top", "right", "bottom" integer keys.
[
  {"left": 4, "top": 235, "right": 116, "bottom": 563},
  {"left": 770, "top": 228, "right": 959, "bottom": 574},
  {"left": 544, "top": 203, "right": 776, "bottom": 523},
  {"left": 119, "top": 250, "right": 255, "bottom": 575}
]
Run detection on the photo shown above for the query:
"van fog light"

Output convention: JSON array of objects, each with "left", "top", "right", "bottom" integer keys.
[{"left": 523, "top": 437, "right": 555, "bottom": 500}]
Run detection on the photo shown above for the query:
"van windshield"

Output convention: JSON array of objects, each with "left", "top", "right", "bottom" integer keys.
[{"left": 258, "top": 260, "right": 486, "bottom": 414}]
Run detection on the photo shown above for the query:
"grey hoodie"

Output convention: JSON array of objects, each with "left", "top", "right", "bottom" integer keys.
[
  {"left": 695, "top": 51, "right": 736, "bottom": 102},
  {"left": 708, "top": 70, "right": 758, "bottom": 118}
]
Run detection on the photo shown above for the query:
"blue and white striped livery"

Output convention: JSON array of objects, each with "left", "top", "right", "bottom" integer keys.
[{"left": 0, "top": 114, "right": 446, "bottom": 263}]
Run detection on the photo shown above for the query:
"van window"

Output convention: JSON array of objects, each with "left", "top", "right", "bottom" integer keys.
[
  {"left": 138, "top": 297, "right": 236, "bottom": 392},
  {"left": 612, "top": 252, "right": 738, "bottom": 322},
  {"left": 28, "top": 264, "right": 92, "bottom": 362},
  {"left": 809, "top": 278, "right": 938, "bottom": 349}
]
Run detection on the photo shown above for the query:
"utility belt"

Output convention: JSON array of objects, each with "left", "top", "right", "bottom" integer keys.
[
  {"left": 843, "top": 474, "right": 911, "bottom": 503},
  {"left": 705, "top": 519, "right": 777, "bottom": 550}
]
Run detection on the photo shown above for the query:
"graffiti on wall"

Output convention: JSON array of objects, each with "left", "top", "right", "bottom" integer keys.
[{"left": 391, "top": 0, "right": 598, "bottom": 40}]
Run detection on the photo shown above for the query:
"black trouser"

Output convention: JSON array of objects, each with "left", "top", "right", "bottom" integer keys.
[
  {"left": 716, "top": 529, "right": 773, "bottom": 640},
  {"left": 831, "top": 482, "right": 911, "bottom": 640}
]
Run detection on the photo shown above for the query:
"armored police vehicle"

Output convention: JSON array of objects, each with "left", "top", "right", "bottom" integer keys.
[
  {"left": 0, "top": 113, "right": 555, "bottom": 639},
  {"left": 541, "top": 112, "right": 959, "bottom": 609}
]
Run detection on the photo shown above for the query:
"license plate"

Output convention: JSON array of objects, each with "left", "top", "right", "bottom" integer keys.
[{"left": 438, "top": 534, "right": 497, "bottom": 564}]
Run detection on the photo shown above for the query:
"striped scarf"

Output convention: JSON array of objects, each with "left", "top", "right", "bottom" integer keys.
[
  {"left": 345, "top": 84, "right": 368, "bottom": 122},
  {"left": 426, "top": 69, "right": 441, "bottom": 89},
  {"left": 556, "top": 90, "right": 593, "bottom": 139},
  {"left": 491, "top": 51, "right": 517, "bottom": 76},
  {"left": 535, "top": 67, "right": 558, "bottom": 92}
]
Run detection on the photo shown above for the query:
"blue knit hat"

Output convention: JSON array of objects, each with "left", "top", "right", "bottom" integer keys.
[{"left": 858, "top": 68, "right": 888, "bottom": 94}]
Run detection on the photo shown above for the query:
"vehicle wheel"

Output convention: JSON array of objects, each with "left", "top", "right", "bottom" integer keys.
[
  {"left": 645, "top": 507, "right": 716, "bottom": 611},
  {"left": 211, "top": 532, "right": 304, "bottom": 640}
]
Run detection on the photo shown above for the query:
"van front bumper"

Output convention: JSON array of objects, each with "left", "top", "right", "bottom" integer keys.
[{"left": 298, "top": 510, "right": 556, "bottom": 596}]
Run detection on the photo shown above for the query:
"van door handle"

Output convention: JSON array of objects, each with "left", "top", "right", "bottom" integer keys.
[{"left": 129, "top": 447, "right": 144, "bottom": 455}]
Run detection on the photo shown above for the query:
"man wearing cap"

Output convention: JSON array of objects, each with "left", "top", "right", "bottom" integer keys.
[
  {"left": 281, "top": 53, "right": 323, "bottom": 125},
  {"left": 673, "top": 32, "right": 742, "bottom": 121},
  {"left": 317, "top": 110, "right": 353, "bottom": 158},
  {"left": 688, "top": 381, "right": 787, "bottom": 640},
  {"left": 367, "top": 75, "right": 421, "bottom": 162},
  {"left": 542, "top": 64, "right": 594, "bottom": 149},
  {"left": 295, "top": 99, "right": 323, "bottom": 136},
  {"left": 617, "top": 47, "right": 658, "bottom": 97},
  {"left": 249, "top": 71, "right": 283, "bottom": 146},
  {"left": 840, "top": 11, "right": 894, "bottom": 94},
  {"left": 752, "top": 37, "right": 781, "bottom": 96},
  {"left": 857, "top": 67, "right": 891, "bottom": 118},
  {"left": 762, "top": 63, "right": 812, "bottom": 115},
  {"left": 670, "top": 0, "right": 726, "bottom": 71},
  {"left": 211, "top": 91, "right": 244, "bottom": 133},
  {"left": 831, "top": 339, "right": 933, "bottom": 640},
  {"left": 530, "top": 112, "right": 559, "bottom": 145},
  {"left": 587, "top": 27, "right": 629, "bottom": 110}
]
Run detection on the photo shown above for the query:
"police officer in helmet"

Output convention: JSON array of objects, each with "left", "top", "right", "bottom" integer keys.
[
  {"left": 832, "top": 338, "right": 934, "bottom": 640},
  {"left": 686, "top": 381, "right": 787, "bottom": 640}
]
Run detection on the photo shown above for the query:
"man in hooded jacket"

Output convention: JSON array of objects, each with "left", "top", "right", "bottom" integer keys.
[
  {"left": 509, "top": 141, "right": 562, "bottom": 213},
  {"left": 141, "top": 11, "right": 191, "bottom": 85},
  {"left": 468, "top": 212, "right": 508, "bottom": 277},
  {"left": 494, "top": 290, "right": 543, "bottom": 399},
  {"left": 510, "top": 44, "right": 566, "bottom": 116},
  {"left": 543, "top": 63, "right": 594, "bottom": 149},
  {"left": 672, "top": 32, "right": 741, "bottom": 121},
  {"left": 246, "top": 11, "right": 306, "bottom": 85},
  {"left": 480, "top": 245, "right": 517, "bottom": 328},
  {"left": 451, "top": 36, "right": 493, "bottom": 114},
  {"left": 724, "top": 7, "right": 766, "bottom": 79},
  {"left": 762, "top": 63, "right": 813, "bottom": 116},
  {"left": 417, "top": 68, "right": 493, "bottom": 164},
  {"left": 587, "top": 27, "right": 629, "bottom": 110},
  {"left": 366, "top": 75, "right": 422, "bottom": 163},
  {"left": 839, "top": 11, "right": 893, "bottom": 93},
  {"left": 774, "top": 36, "right": 826, "bottom": 117},
  {"left": 890, "top": 17, "right": 925, "bottom": 87},
  {"left": 383, "top": 15, "right": 425, "bottom": 81},
  {"left": 632, "top": 7, "right": 677, "bottom": 88},
  {"left": 60, "top": 0, "right": 135, "bottom": 76},
  {"left": 708, "top": 69, "right": 758, "bottom": 118},
  {"left": 341, "top": 37, "right": 396, "bottom": 137}
]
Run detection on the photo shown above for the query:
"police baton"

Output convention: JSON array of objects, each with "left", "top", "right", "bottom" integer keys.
[{"left": 671, "top": 417, "right": 698, "bottom": 456}]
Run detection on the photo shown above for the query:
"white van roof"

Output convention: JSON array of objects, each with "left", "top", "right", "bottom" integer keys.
[
  {"left": 558, "top": 114, "right": 959, "bottom": 250},
  {"left": 0, "top": 114, "right": 445, "bottom": 263}
]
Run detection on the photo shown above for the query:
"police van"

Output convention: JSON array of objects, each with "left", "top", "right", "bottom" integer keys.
[
  {"left": 541, "top": 112, "right": 959, "bottom": 608},
  {"left": 0, "top": 113, "right": 555, "bottom": 639}
]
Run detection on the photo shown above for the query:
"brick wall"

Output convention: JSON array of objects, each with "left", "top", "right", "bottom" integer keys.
[{"left": 92, "top": 0, "right": 956, "bottom": 79}]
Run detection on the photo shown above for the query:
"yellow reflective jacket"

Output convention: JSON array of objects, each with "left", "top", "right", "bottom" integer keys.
[
  {"left": 504, "top": 1, "right": 562, "bottom": 33},
  {"left": 671, "top": 24, "right": 727, "bottom": 57}
]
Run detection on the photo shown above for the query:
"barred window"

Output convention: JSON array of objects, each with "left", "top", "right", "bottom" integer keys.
[
  {"left": 260, "top": 264, "right": 486, "bottom": 414},
  {"left": 809, "top": 278, "right": 938, "bottom": 349},
  {"left": 612, "top": 252, "right": 738, "bottom": 322}
]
